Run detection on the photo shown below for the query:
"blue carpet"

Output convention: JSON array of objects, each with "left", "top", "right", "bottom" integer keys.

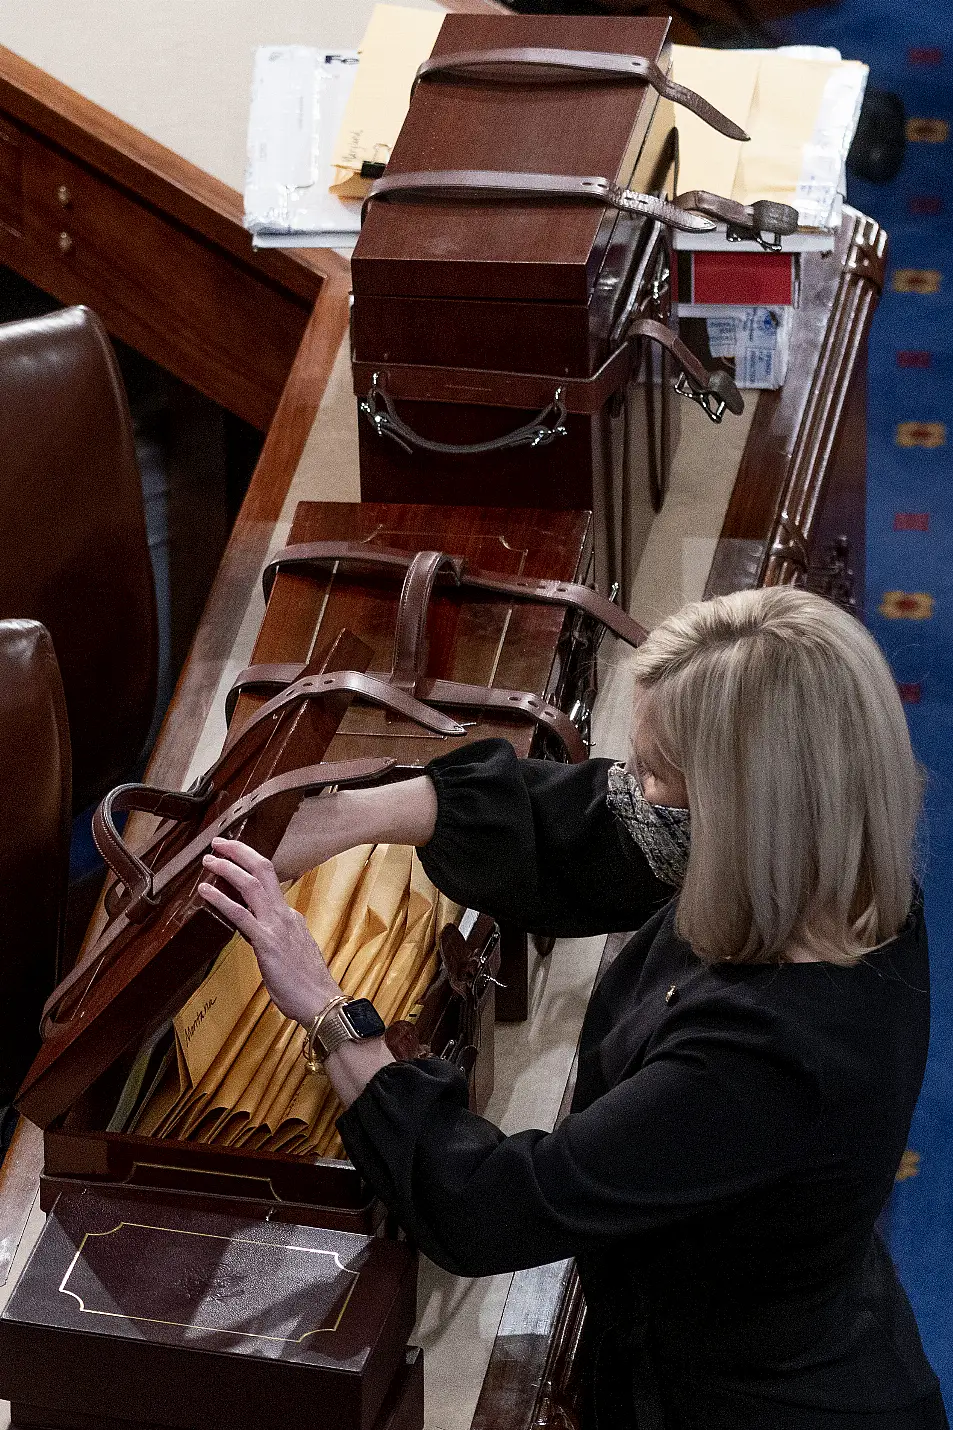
[{"left": 776, "top": 1, "right": 953, "bottom": 1408}]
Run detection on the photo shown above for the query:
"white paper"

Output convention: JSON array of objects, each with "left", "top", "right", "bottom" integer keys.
[
  {"left": 698, "top": 307, "right": 792, "bottom": 389},
  {"left": 244, "top": 47, "right": 362, "bottom": 242}
]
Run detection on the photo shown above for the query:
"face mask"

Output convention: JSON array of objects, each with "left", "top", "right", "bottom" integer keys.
[{"left": 606, "top": 762, "right": 691, "bottom": 887}]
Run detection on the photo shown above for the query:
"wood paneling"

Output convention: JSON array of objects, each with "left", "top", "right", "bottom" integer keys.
[{"left": 0, "top": 45, "right": 336, "bottom": 429}]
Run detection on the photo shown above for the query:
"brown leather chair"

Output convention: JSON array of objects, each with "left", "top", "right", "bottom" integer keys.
[
  {"left": 0, "top": 620, "right": 71, "bottom": 1119},
  {"left": 0, "top": 306, "right": 158, "bottom": 813}
]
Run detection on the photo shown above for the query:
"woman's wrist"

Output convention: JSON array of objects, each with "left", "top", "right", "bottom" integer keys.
[
  {"left": 324, "top": 1035, "right": 395, "bottom": 1109},
  {"left": 274, "top": 776, "right": 439, "bottom": 881}
]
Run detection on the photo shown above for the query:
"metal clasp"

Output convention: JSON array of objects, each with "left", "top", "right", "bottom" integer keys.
[
  {"left": 529, "top": 388, "right": 568, "bottom": 447},
  {"left": 359, "top": 373, "right": 389, "bottom": 436},
  {"left": 725, "top": 199, "right": 799, "bottom": 253},
  {"left": 359, "top": 374, "right": 413, "bottom": 454},
  {"left": 674, "top": 371, "right": 727, "bottom": 423},
  {"left": 726, "top": 222, "right": 783, "bottom": 252}
]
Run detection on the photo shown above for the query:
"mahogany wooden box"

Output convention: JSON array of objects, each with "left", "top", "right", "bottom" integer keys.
[
  {"left": 0, "top": 1187, "right": 423, "bottom": 1430},
  {"left": 23, "top": 500, "right": 518, "bottom": 1228},
  {"left": 33, "top": 909, "right": 498, "bottom": 1233},
  {"left": 241, "top": 501, "right": 596, "bottom": 1020},
  {"left": 350, "top": 14, "right": 679, "bottom": 598}
]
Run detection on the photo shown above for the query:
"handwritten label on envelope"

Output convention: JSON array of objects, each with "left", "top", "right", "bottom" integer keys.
[
  {"left": 173, "top": 937, "right": 263, "bottom": 1087},
  {"left": 330, "top": 4, "right": 443, "bottom": 198}
]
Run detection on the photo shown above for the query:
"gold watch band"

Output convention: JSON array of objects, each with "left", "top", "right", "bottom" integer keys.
[{"left": 303, "top": 994, "right": 348, "bottom": 1074}]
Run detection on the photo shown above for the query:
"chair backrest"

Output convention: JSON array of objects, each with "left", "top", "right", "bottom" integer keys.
[
  {"left": 0, "top": 620, "right": 71, "bottom": 1106},
  {"left": 0, "top": 306, "right": 158, "bottom": 812}
]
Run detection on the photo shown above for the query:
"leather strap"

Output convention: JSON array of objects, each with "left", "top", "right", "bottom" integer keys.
[
  {"left": 363, "top": 171, "right": 716, "bottom": 234},
  {"left": 674, "top": 189, "right": 799, "bottom": 249},
  {"left": 93, "top": 785, "right": 216, "bottom": 919},
  {"left": 227, "top": 663, "right": 589, "bottom": 764},
  {"left": 225, "top": 663, "right": 313, "bottom": 722},
  {"left": 626, "top": 317, "right": 744, "bottom": 420},
  {"left": 262, "top": 543, "right": 650, "bottom": 648},
  {"left": 250, "top": 544, "right": 652, "bottom": 764},
  {"left": 357, "top": 326, "right": 741, "bottom": 427},
  {"left": 44, "top": 756, "right": 398, "bottom": 1027},
  {"left": 392, "top": 551, "right": 463, "bottom": 689},
  {"left": 414, "top": 48, "right": 749, "bottom": 142},
  {"left": 220, "top": 664, "right": 465, "bottom": 735},
  {"left": 352, "top": 341, "right": 632, "bottom": 415},
  {"left": 414, "top": 678, "right": 587, "bottom": 764},
  {"left": 627, "top": 315, "right": 709, "bottom": 388},
  {"left": 92, "top": 756, "right": 400, "bottom": 924}
]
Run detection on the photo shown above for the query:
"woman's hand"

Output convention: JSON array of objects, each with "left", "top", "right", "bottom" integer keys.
[
  {"left": 198, "top": 838, "right": 339, "bottom": 1026},
  {"left": 198, "top": 837, "right": 396, "bottom": 1110}
]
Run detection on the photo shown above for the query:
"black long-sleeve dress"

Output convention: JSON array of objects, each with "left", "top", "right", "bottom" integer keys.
[{"left": 337, "top": 740, "right": 947, "bottom": 1430}]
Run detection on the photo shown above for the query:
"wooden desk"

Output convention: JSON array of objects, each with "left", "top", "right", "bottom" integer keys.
[
  {"left": 0, "top": 44, "right": 345, "bottom": 432},
  {"left": 0, "top": 0, "right": 506, "bottom": 430},
  {"left": 0, "top": 204, "right": 884, "bottom": 1430},
  {"left": 0, "top": 15, "right": 885, "bottom": 1426}
]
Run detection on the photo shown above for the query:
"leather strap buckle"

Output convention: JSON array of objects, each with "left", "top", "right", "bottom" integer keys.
[
  {"left": 673, "top": 368, "right": 744, "bottom": 424},
  {"left": 364, "top": 171, "right": 716, "bottom": 235},
  {"left": 676, "top": 191, "right": 799, "bottom": 252}
]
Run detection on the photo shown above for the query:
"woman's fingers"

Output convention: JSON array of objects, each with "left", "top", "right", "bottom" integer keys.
[
  {"left": 201, "top": 855, "right": 281, "bottom": 926},
  {"left": 197, "top": 881, "right": 259, "bottom": 942},
  {"left": 211, "top": 837, "right": 285, "bottom": 900}
]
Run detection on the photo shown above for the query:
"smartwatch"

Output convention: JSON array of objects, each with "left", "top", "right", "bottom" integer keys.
[{"left": 304, "top": 997, "right": 386, "bottom": 1071}]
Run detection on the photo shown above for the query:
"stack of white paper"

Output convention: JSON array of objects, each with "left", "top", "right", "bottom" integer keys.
[{"left": 244, "top": 47, "right": 362, "bottom": 251}]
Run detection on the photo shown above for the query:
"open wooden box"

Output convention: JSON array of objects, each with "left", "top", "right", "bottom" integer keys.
[
  {"left": 240, "top": 500, "right": 597, "bottom": 1021},
  {"left": 32, "top": 907, "right": 499, "bottom": 1232},
  {"left": 4, "top": 635, "right": 499, "bottom": 1429}
]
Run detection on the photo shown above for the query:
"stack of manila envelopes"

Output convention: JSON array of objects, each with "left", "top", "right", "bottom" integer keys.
[
  {"left": 119, "top": 846, "right": 459, "bottom": 1163},
  {"left": 329, "top": 5, "right": 443, "bottom": 200},
  {"left": 671, "top": 45, "right": 868, "bottom": 250}
]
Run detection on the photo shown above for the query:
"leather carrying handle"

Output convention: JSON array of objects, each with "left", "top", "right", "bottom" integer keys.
[
  {"left": 97, "top": 659, "right": 464, "bottom": 921},
  {"left": 93, "top": 785, "right": 217, "bottom": 921},
  {"left": 92, "top": 756, "right": 399, "bottom": 926},
  {"left": 45, "top": 756, "right": 399, "bottom": 1030},
  {"left": 360, "top": 375, "right": 569, "bottom": 456},
  {"left": 413, "top": 48, "right": 749, "bottom": 142},
  {"left": 221, "top": 664, "right": 466, "bottom": 735},
  {"left": 363, "top": 171, "right": 716, "bottom": 234}
]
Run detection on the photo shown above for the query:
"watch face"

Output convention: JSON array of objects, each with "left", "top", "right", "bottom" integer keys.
[{"left": 343, "top": 999, "right": 386, "bottom": 1039}]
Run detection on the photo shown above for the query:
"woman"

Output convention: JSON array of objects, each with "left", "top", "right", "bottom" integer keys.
[{"left": 199, "top": 587, "right": 947, "bottom": 1429}]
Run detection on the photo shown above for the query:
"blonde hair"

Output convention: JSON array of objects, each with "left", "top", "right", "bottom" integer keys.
[{"left": 630, "top": 587, "right": 921, "bottom": 966}]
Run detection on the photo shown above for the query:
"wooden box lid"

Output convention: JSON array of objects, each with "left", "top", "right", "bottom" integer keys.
[
  {"left": 0, "top": 1188, "right": 418, "bottom": 1430},
  {"left": 352, "top": 14, "right": 670, "bottom": 305},
  {"left": 17, "top": 633, "right": 373, "bottom": 1130}
]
